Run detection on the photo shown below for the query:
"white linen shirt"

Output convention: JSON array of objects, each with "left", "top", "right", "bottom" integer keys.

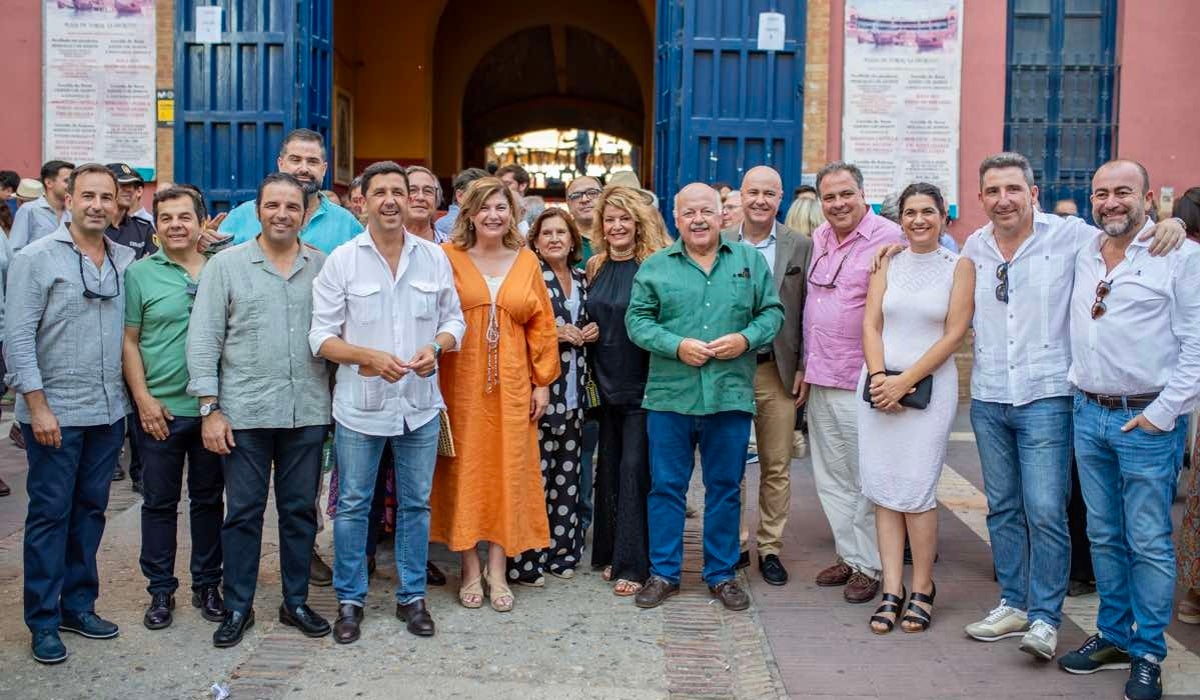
[
  {"left": 1067, "top": 220, "right": 1200, "bottom": 431},
  {"left": 962, "top": 211, "right": 1096, "bottom": 405},
  {"left": 309, "top": 230, "right": 466, "bottom": 437}
]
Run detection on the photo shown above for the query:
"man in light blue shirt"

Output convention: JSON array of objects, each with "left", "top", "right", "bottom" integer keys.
[
  {"left": 218, "top": 129, "right": 362, "bottom": 254},
  {"left": 433, "top": 168, "right": 488, "bottom": 240},
  {"left": 10, "top": 160, "right": 74, "bottom": 252}
]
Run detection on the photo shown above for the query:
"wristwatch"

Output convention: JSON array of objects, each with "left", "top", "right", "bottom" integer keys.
[
  {"left": 429, "top": 343, "right": 443, "bottom": 361},
  {"left": 199, "top": 401, "right": 221, "bottom": 417}
]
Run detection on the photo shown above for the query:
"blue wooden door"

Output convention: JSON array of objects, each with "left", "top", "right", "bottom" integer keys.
[
  {"left": 654, "top": 0, "right": 806, "bottom": 226},
  {"left": 174, "top": 0, "right": 333, "bottom": 213}
]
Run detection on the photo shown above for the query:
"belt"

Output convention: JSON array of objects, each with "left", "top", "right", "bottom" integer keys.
[
  {"left": 1082, "top": 391, "right": 1159, "bottom": 410},
  {"left": 756, "top": 350, "right": 775, "bottom": 365}
]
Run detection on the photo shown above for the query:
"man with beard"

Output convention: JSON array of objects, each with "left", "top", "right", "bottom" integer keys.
[
  {"left": 566, "top": 176, "right": 602, "bottom": 268},
  {"left": 189, "top": 173, "right": 332, "bottom": 648},
  {"left": 722, "top": 166, "right": 811, "bottom": 586},
  {"left": 219, "top": 129, "right": 362, "bottom": 255},
  {"left": 628, "top": 183, "right": 782, "bottom": 612},
  {"left": 1053, "top": 160, "right": 1199, "bottom": 700},
  {"left": 404, "top": 166, "right": 448, "bottom": 243}
]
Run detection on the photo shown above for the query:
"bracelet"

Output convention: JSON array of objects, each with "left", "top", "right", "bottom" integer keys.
[{"left": 868, "top": 371, "right": 888, "bottom": 380}]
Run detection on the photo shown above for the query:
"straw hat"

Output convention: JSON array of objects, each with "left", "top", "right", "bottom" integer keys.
[{"left": 16, "top": 178, "right": 44, "bottom": 201}]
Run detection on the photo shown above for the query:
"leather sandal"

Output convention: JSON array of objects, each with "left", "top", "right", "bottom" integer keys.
[
  {"left": 613, "top": 579, "right": 643, "bottom": 597},
  {"left": 483, "top": 567, "right": 513, "bottom": 613},
  {"left": 458, "top": 576, "right": 483, "bottom": 609},
  {"left": 869, "top": 587, "right": 906, "bottom": 635},
  {"left": 901, "top": 582, "right": 936, "bottom": 633}
]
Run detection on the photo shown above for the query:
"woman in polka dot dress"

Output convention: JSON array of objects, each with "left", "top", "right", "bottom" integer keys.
[{"left": 508, "top": 209, "right": 598, "bottom": 585}]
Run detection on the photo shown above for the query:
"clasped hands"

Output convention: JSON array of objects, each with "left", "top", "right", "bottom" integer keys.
[
  {"left": 677, "top": 333, "right": 749, "bottom": 367},
  {"left": 357, "top": 346, "right": 439, "bottom": 382},
  {"left": 868, "top": 372, "right": 915, "bottom": 413},
  {"left": 557, "top": 322, "right": 599, "bottom": 347}
]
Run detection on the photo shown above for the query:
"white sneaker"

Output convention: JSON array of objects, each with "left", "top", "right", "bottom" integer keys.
[
  {"left": 964, "top": 599, "right": 1030, "bottom": 641},
  {"left": 1018, "top": 619, "right": 1058, "bottom": 660}
]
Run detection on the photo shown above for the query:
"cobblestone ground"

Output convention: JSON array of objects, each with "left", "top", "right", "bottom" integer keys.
[{"left": 0, "top": 405, "right": 1198, "bottom": 699}]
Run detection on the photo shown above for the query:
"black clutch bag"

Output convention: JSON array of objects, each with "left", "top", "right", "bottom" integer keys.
[{"left": 862, "top": 370, "right": 933, "bottom": 410}]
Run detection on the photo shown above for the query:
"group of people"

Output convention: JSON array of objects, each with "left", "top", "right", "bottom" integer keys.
[{"left": 4, "top": 128, "right": 1199, "bottom": 700}]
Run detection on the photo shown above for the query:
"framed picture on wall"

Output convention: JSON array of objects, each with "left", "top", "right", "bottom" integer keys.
[{"left": 333, "top": 88, "right": 354, "bottom": 185}]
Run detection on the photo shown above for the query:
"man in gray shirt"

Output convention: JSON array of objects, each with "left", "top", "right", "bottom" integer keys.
[
  {"left": 5, "top": 164, "right": 134, "bottom": 665},
  {"left": 187, "top": 173, "right": 333, "bottom": 648},
  {"left": 10, "top": 160, "right": 74, "bottom": 252}
]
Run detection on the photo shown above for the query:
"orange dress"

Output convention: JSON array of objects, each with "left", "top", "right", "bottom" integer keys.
[{"left": 430, "top": 246, "right": 560, "bottom": 552}]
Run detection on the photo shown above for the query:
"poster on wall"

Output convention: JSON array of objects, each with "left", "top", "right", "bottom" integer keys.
[
  {"left": 43, "top": 0, "right": 157, "bottom": 180},
  {"left": 841, "top": 0, "right": 962, "bottom": 216}
]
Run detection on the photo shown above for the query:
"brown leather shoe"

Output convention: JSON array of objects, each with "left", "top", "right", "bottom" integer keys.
[
  {"left": 844, "top": 571, "right": 880, "bottom": 604},
  {"left": 395, "top": 599, "right": 435, "bottom": 637},
  {"left": 333, "top": 603, "right": 363, "bottom": 644},
  {"left": 634, "top": 575, "right": 680, "bottom": 609},
  {"left": 709, "top": 579, "right": 750, "bottom": 611},
  {"left": 815, "top": 561, "right": 853, "bottom": 587},
  {"left": 9, "top": 423, "right": 25, "bottom": 451}
]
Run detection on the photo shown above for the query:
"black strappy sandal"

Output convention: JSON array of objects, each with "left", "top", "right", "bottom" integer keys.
[
  {"left": 869, "top": 587, "right": 906, "bottom": 635},
  {"left": 901, "top": 582, "right": 936, "bottom": 633}
]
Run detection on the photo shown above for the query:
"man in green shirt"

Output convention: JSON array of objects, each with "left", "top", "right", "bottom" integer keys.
[
  {"left": 626, "top": 183, "right": 783, "bottom": 612},
  {"left": 123, "top": 187, "right": 226, "bottom": 631}
]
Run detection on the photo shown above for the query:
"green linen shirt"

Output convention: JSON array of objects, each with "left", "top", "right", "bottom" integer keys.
[
  {"left": 124, "top": 249, "right": 202, "bottom": 417},
  {"left": 626, "top": 238, "right": 783, "bottom": 416}
]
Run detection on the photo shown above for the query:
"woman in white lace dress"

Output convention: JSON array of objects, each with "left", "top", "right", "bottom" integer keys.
[{"left": 859, "top": 183, "right": 974, "bottom": 634}]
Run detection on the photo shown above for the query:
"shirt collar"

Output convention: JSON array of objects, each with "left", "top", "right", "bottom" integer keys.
[
  {"left": 817, "top": 209, "right": 887, "bottom": 247},
  {"left": 50, "top": 222, "right": 128, "bottom": 257},
  {"left": 248, "top": 235, "right": 312, "bottom": 263},
  {"left": 32, "top": 196, "right": 55, "bottom": 212},
  {"left": 357, "top": 228, "right": 420, "bottom": 253},
  {"left": 666, "top": 236, "right": 735, "bottom": 257},
  {"left": 737, "top": 221, "right": 777, "bottom": 244}
]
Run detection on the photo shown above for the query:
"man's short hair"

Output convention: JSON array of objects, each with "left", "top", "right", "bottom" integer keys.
[
  {"left": 67, "top": 163, "right": 118, "bottom": 194},
  {"left": 815, "top": 161, "right": 864, "bottom": 193},
  {"left": 404, "top": 165, "right": 443, "bottom": 207},
  {"left": 1097, "top": 159, "right": 1151, "bottom": 194},
  {"left": 278, "top": 128, "right": 326, "bottom": 160},
  {"left": 979, "top": 152, "right": 1036, "bottom": 189},
  {"left": 41, "top": 159, "right": 76, "bottom": 186},
  {"left": 359, "top": 161, "right": 409, "bottom": 196},
  {"left": 496, "top": 164, "right": 531, "bottom": 188},
  {"left": 0, "top": 170, "right": 19, "bottom": 191},
  {"left": 256, "top": 172, "right": 310, "bottom": 212},
  {"left": 793, "top": 184, "right": 817, "bottom": 198},
  {"left": 452, "top": 168, "right": 489, "bottom": 193},
  {"left": 153, "top": 186, "right": 208, "bottom": 223},
  {"left": 348, "top": 175, "right": 363, "bottom": 195}
]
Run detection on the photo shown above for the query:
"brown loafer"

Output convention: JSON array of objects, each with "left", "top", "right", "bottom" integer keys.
[
  {"left": 395, "top": 599, "right": 435, "bottom": 637},
  {"left": 844, "top": 571, "right": 880, "bottom": 604},
  {"left": 709, "top": 579, "right": 750, "bottom": 611},
  {"left": 332, "top": 603, "right": 363, "bottom": 644},
  {"left": 634, "top": 575, "right": 680, "bottom": 609},
  {"left": 815, "top": 560, "right": 853, "bottom": 587}
]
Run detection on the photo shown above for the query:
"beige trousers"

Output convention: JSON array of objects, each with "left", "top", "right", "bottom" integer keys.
[{"left": 739, "top": 361, "right": 796, "bottom": 557}]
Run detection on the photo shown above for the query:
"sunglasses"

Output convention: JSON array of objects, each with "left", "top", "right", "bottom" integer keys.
[
  {"left": 1091, "top": 280, "right": 1111, "bottom": 320},
  {"left": 808, "top": 239, "right": 861, "bottom": 290}
]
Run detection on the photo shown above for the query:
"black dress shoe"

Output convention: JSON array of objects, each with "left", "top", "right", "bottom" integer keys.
[
  {"left": 759, "top": 554, "right": 789, "bottom": 586},
  {"left": 395, "top": 599, "right": 435, "bottom": 637},
  {"left": 143, "top": 592, "right": 175, "bottom": 630},
  {"left": 736, "top": 550, "right": 751, "bottom": 570},
  {"left": 333, "top": 603, "right": 363, "bottom": 644},
  {"left": 426, "top": 560, "right": 446, "bottom": 586},
  {"left": 213, "top": 609, "right": 254, "bottom": 648},
  {"left": 59, "top": 611, "right": 119, "bottom": 639},
  {"left": 309, "top": 549, "right": 333, "bottom": 587},
  {"left": 278, "top": 603, "right": 331, "bottom": 638},
  {"left": 0, "top": 475, "right": 10, "bottom": 497},
  {"left": 112, "top": 464, "right": 126, "bottom": 481},
  {"left": 192, "top": 585, "right": 225, "bottom": 622}
]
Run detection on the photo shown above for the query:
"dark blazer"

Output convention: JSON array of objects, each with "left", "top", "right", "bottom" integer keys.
[
  {"left": 539, "top": 259, "right": 590, "bottom": 426},
  {"left": 722, "top": 221, "right": 813, "bottom": 393}
]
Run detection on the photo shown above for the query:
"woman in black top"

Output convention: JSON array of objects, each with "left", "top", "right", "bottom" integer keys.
[
  {"left": 507, "top": 209, "right": 597, "bottom": 585},
  {"left": 585, "top": 186, "right": 669, "bottom": 596}
]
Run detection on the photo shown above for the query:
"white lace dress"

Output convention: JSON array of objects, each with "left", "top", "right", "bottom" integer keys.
[{"left": 857, "top": 248, "right": 959, "bottom": 512}]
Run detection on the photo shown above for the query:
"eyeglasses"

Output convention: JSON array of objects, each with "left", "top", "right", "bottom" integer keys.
[
  {"left": 75, "top": 247, "right": 120, "bottom": 300},
  {"left": 1091, "top": 280, "right": 1112, "bottom": 320},
  {"left": 808, "top": 239, "right": 860, "bottom": 289},
  {"left": 995, "top": 262, "right": 1010, "bottom": 304},
  {"left": 566, "top": 188, "right": 602, "bottom": 202}
]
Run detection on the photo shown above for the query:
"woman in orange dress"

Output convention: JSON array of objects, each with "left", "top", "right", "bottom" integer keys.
[{"left": 430, "top": 177, "right": 560, "bottom": 612}]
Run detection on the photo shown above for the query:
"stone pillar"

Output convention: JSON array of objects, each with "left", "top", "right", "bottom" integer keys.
[
  {"left": 802, "top": 0, "right": 831, "bottom": 173},
  {"left": 155, "top": 0, "right": 175, "bottom": 182}
]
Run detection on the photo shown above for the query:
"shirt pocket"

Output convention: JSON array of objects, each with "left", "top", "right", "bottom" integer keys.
[
  {"left": 347, "top": 282, "right": 383, "bottom": 325},
  {"left": 48, "top": 279, "right": 84, "bottom": 320},
  {"left": 1027, "top": 254, "right": 1068, "bottom": 287},
  {"left": 409, "top": 280, "right": 439, "bottom": 320}
]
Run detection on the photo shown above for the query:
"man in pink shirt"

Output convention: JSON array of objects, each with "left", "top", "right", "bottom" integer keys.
[{"left": 802, "top": 161, "right": 903, "bottom": 603}]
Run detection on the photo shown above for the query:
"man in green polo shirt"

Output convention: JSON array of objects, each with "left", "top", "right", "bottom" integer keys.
[
  {"left": 626, "top": 182, "right": 783, "bottom": 612},
  {"left": 122, "top": 187, "right": 225, "bottom": 631}
]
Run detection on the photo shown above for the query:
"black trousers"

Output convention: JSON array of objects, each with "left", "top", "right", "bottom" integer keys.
[
  {"left": 135, "top": 416, "right": 224, "bottom": 595},
  {"left": 592, "top": 404, "right": 650, "bottom": 582},
  {"left": 221, "top": 425, "right": 328, "bottom": 614}
]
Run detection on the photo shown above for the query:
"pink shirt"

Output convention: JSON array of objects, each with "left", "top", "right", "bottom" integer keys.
[{"left": 802, "top": 210, "right": 903, "bottom": 390}]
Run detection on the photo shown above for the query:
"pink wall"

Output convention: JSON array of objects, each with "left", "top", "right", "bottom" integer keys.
[
  {"left": 1116, "top": 0, "right": 1200, "bottom": 207},
  {"left": 0, "top": 5, "right": 42, "bottom": 178},
  {"left": 824, "top": 0, "right": 1007, "bottom": 242}
]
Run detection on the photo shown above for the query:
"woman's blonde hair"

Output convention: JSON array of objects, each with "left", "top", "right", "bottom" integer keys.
[
  {"left": 784, "top": 195, "right": 825, "bottom": 237},
  {"left": 450, "top": 176, "right": 524, "bottom": 250},
  {"left": 587, "top": 186, "right": 669, "bottom": 276}
]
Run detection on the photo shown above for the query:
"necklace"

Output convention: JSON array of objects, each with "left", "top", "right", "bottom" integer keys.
[{"left": 609, "top": 247, "right": 635, "bottom": 261}]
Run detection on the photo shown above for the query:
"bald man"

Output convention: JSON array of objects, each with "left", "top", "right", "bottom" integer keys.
[{"left": 721, "top": 166, "right": 812, "bottom": 586}]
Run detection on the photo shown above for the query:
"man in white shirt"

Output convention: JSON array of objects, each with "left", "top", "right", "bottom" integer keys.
[
  {"left": 309, "top": 161, "right": 465, "bottom": 644},
  {"left": 960, "top": 152, "right": 1185, "bottom": 660},
  {"left": 1055, "top": 160, "right": 1200, "bottom": 700}
]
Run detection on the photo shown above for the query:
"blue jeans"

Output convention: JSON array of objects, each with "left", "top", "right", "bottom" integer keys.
[
  {"left": 1073, "top": 392, "right": 1181, "bottom": 662},
  {"left": 333, "top": 419, "right": 439, "bottom": 606},
  {"left": 970, "top": 397, "right": 1072, "bottom": 627},
  {"left": 646, "top": 410, "right": 751, "bottom": 586},
  {"left": 22, "top": 419, "right": 125, "bottom": 632}
]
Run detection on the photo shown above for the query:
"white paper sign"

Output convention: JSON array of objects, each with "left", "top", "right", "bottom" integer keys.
[
  {"left": 195, "top": 6, "right": 223, "bottom": 44},
  {"left": 757, "top": 12, "right": 786, "bottom": 52}
]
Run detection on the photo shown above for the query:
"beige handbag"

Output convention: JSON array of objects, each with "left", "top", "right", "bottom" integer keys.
[{"left": 437, "top": 409, "right": 455, "bottom": 458}]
